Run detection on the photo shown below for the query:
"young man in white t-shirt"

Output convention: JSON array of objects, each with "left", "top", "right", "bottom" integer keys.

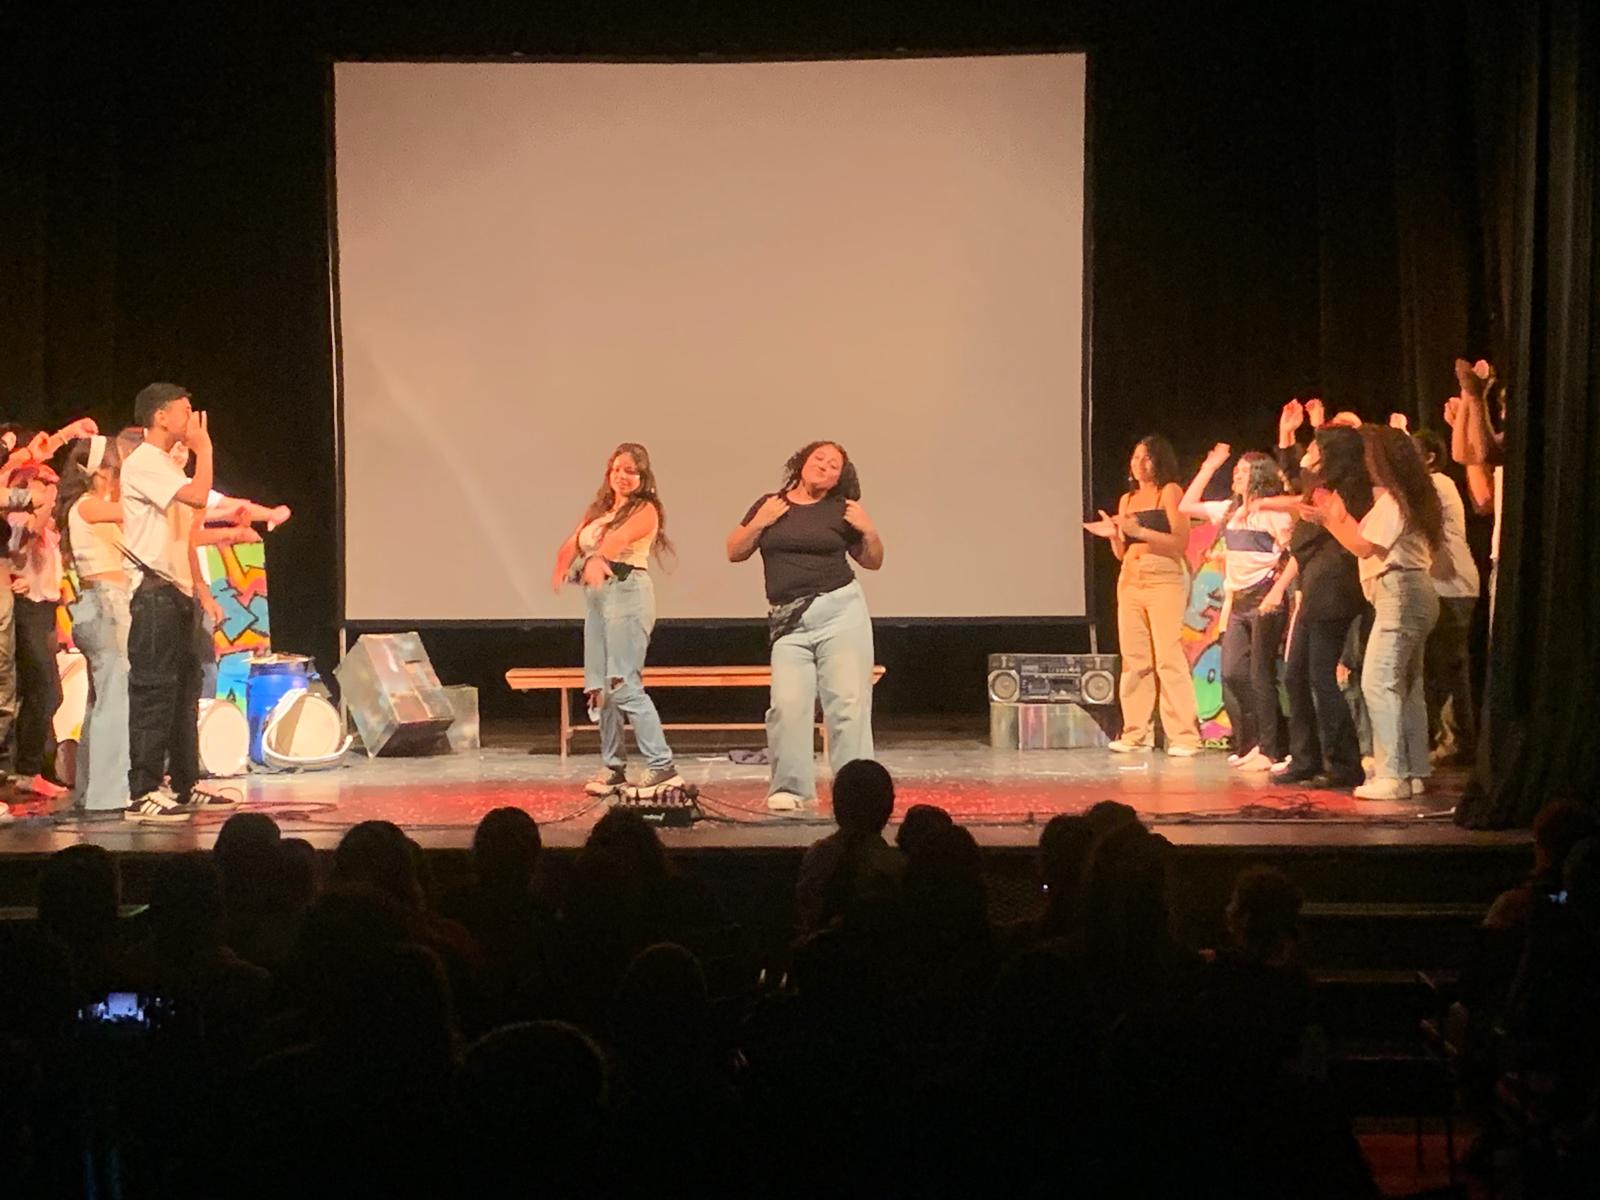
[
  {"left": 1415, "top": 431, "right": 1481, "bottom": 764},
  {"left": 120, "top": 383, "right": 238, "bottom": 823}
]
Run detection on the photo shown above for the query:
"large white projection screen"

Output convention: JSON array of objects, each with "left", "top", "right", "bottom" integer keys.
[{"left": 334, "top": 56, "right": 1087, "bottom": 621}]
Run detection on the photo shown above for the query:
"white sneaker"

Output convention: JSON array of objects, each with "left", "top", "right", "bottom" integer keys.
[
  {"left": 1238, "top": 749, "right": 1274, "bottom": 773},
  {"left": 1353, "top": 779, "right": 1411, "bottom": 801},
  {"left": 1166, "top": 744, "right": 1202, "bottom": 758},
  {"left": 1410, "top": 778, "right": 1428, "bottom": 797},
  {"left": 123, "top": 791, "right": 191, "bottom": 824},
  {"left": 766, "top": 792, "right": 804, "bottom": 813},
  {"left": 1108, "top": 739, "right": 1152, "bottom": 753},
  {"left": 1227, "top": 747, "right": 1257, "bottom": 766}
]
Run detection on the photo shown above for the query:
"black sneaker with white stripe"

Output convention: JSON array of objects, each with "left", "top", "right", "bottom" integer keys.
[
  {"left": 175, "top": 787, "right": 241, "bottom": 813},
  {"left": 124, "top": 792, "right": 191, "bottom": 824}
]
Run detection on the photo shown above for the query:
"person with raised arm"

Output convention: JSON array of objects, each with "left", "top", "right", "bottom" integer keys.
[
  {"left": 1310, "top": 425, "right": 1442, "bottom": 801},
  {"left": 1086, "top": 435, "right": 1202, "bottom": 755},
  {"left": 118, "top": 384, "right": 238, "bottom": 823},
  {"left": 551, "top": 443, "right": 683, "bottom": 800},
  {"left": 1180, "top": 442, "right": 1293, "bottom": 771},
  {"left": 727, "top": 441, "right": 882, "bottom": 813}
]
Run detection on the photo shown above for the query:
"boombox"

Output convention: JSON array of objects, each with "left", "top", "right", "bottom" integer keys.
[{"left": 986, "top": 653, "right": 1119, "bottom": 707}]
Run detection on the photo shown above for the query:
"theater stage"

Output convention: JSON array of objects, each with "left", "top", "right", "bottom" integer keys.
[{"left": 0, "top": 718, "right": 1525, "bottom": 856}]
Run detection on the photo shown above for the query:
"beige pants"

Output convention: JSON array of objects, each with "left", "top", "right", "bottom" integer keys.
[{"left": 1116, "top": 552, "right": 1201, "bottom": 749}]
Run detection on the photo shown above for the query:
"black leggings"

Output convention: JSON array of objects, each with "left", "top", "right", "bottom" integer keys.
[{"left": 1220, "top": 603, "right": 1287, "bottom": 759}]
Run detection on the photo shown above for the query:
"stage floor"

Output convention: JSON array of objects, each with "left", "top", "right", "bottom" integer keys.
[{"left": 0, "top": 720, "right": 1526, "bottom": 855}]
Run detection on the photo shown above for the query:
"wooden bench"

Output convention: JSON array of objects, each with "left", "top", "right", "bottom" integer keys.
[{"left": 505, "top": 665, "right": 887, "bottom": 759}]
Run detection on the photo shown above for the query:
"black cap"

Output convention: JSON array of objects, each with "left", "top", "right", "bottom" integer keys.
[{"left": 133, "top": 382, "right": 190, "bottom": 427}]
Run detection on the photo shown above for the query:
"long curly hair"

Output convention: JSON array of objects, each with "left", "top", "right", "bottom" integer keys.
[
  {"left": 581, "top": 443, "right": 673, "bottom": 557},
  {"left": 1129, "top": 434, "right": 1180, "bottom": 490},
  {"left": 779, "top": 440, "right": 860, "bottom": 501},
  {"left": 1362, "top": 424, "right": 1442, "bottom": 550},
  {"left": 1222, "top": 450, "right": 1285, "bottom": 526},
  {"left": 1309, "top": 425, "right": 1374, "bottom": 520}
]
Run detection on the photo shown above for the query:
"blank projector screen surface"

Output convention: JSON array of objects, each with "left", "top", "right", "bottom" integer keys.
[{"left": 334, "top": 56, "right": 1087, "bottom": 621}]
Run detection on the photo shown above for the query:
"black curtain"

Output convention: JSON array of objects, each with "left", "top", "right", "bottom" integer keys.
[{"left": 1457, "top": 0, "right": 1600, "bottom": 827}]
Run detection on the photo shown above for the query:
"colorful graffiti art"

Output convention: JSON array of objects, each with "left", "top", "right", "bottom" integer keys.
[
  {"left": 199, "top": 540, "right": 271, "bottom": 711},
  {"left": 1181, "top": 523, "right": 1232, "bottom": 747}
]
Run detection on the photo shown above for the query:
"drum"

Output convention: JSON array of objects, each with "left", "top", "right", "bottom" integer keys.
[
  {"left": 261, "top": 691, "right": 351, "bottom": 771},
  {"left": 247, "top": 653, "right": 315, "bottom": 765},
  {"left": 198, "top": 698, "right": 251, "bottom": 778}
]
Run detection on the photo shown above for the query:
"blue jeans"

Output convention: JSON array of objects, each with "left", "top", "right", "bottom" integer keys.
[
  {"left": 767, "top": 580, "right": 875, "bottom": 801},
  {"left": 1362, "top": 568, "right": 1439, "bottom": 783},
  {"left": 69, "top": 584, "right": 132, "bottom": 810},
  {"left": 583, "top": 572, "right": 673, "bottom": 770}
]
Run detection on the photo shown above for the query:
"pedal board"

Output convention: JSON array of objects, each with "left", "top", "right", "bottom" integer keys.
[{"left": 607, "top": 784, "right": 703, "bottom": 827}]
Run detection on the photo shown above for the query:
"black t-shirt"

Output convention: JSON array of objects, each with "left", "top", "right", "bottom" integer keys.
[
  {"left": 743, "top": 493, "right": 862, "bottom": 605},
  {"left": 1288, "top": 521, "right": 1366, "bottom": 622}
]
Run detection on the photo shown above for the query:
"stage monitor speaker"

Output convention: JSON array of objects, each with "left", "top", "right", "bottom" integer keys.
[
  {"left": 335, "top": 632, "right": 457, "bottom": 756},
  {"left": 986, "top": 653, "right": 1118, "bottom": 706}
]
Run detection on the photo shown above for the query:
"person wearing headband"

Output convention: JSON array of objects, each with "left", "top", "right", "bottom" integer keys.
[{"left": 56, "top": 434, "right": 134, "bottom": 811}]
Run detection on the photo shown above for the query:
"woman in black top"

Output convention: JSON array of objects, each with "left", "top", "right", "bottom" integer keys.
[
  {"left": 1261, "top": 424, "right": 1373, "bottom": 786},
  {"left": 726, "top": 441, "right": 884, "bottom": 812}
]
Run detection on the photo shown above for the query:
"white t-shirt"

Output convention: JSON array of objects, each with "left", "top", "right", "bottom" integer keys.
[
  {"left": 1357, "top": 489, "right": 1432, "bottom": 601},
  {"left": 1428, "top": 473, "right": 1480, "bottom": 599},
  {"left": 120, "top": 440, "right": 196, "bottom": 595},
  {"left": 1194, "top": 499, "right": 1293, "bottom": 593}
]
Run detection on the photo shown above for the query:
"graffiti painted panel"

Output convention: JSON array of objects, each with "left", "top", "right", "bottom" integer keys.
[
  {"left": 1180, "top": 523, "right": 1232, "bottom": 747},
  {"left": 199, "top": 541, "right": 271, "bottom": 712}
]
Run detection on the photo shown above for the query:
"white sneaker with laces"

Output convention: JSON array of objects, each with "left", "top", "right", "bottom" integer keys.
[{"left": 766, "top": 791, "right": 804, "bottom": 813}]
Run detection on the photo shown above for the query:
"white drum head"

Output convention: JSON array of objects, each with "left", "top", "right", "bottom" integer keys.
[
  {"left": 267, "top": 693, "right": 344, "bottom": 760},
  {"left": 198, "top": 699, "right": 250, "bottom": 778}
]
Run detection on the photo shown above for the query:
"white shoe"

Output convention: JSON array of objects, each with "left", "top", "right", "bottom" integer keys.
[
  {"left": 123, "top": 791, "right": 191, "bottom": 824},
  {"left": 1227, "top": 747, "right": 1257, "bottom": 766},
  {"left": 1108, "top": 739, "right": 1152, "bottom": 753},
  {"left": 1353, "top": 779, "right": 1410, "bottom": 801},
  {"left": 1410, "top": 778, "right": 1428, "bottom": 797},
  {"left": 766, "top": 792, "right": 804, "bottom": 813},
  {"left": 1166, "top": 744, "right": 1202, "bottom": 758},
  {"left": 1238, "top": 749, "right": 1273, "bottom": 773}
]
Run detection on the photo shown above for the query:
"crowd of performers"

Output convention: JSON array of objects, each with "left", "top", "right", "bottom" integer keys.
[
  {"left": 0, "top": 384, "right": 289, "bottom": 825},
  {"left": 1093, "top": 359, "right": 1507, "bottom": 801},
  {"left": 550, "top": 360, "right": 1507, "bottom": 811}
]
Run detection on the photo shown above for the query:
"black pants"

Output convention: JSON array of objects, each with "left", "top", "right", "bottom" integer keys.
[
  {"left": 1424, "top": 595, "right": 1477, "bottom": 759},
  {"left": 13, "top": 596, "right": 63, "bottom": 778},
  {"left": 1284, "top": 612, "right": 1363, "bottom": 782},
  {"left": 1220, "top": 603, "right": 1287, "bottom": 759},
  {"left": 128, "top": 578, "right": 204, "bottom": 800}
]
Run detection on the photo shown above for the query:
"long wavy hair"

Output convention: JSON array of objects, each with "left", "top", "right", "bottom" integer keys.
[
  {"left": 1128, "top": 434, "right": 1180, "bottom": 492},
  {"left": 1222, "top": 450, "right": 1285, "bottom": 526},
  {"left": 54, "top": 437, "right": 122, "bottom": 569},
  {"left": 581, "top": 443, "right": 673, "bottom": 557},
  {"left": 1362, "top": 424, "right": 1442, "bottom": 550},
  {"left": 1308, "top": 425, "right": 1374, "bottom": 520},
  {"left": 779, "top": 440, "right": 860, "bottom": 501}
]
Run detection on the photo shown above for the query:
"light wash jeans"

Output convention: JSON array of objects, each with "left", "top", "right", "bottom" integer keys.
[
  {"left": 1362, "top": 568, "right": 1439, "bottom": 784},
  {"left": 68, "top": 583, "right": 132, "bottom": 811},
  {"left": 583, "top": 571, "right": 673, "bottom": 770},
  {"left": 767, "top": 580, "right": 875, "bottom": 801}
]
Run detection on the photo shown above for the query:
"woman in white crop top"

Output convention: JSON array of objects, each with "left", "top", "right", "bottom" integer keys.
[
  {"left": 56, "top": 435, "right": 133, "bottom": 812},
  {"left": 551, "top": 443, "right": 682, "bottom": 799}
]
